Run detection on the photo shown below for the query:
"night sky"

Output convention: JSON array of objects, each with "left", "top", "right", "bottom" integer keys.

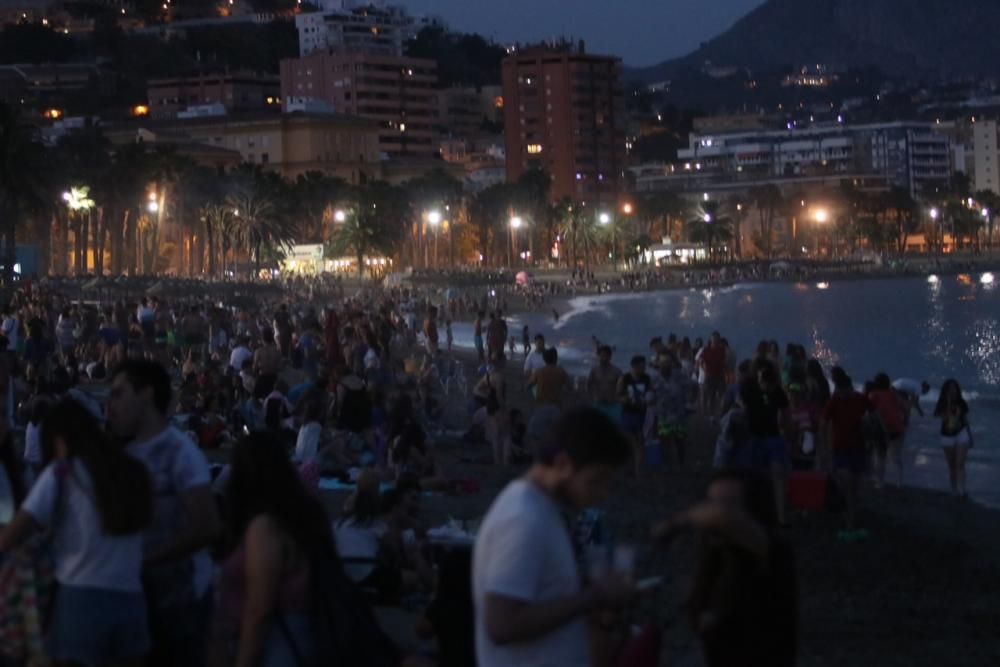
[{"left": 403, "top": 0, "right": 768, "bottom": 66}]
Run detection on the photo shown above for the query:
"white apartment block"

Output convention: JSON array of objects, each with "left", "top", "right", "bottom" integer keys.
[
  {"left": 972, "top": 120, "right": 1000, "bottom": 195},
  {"left": 676, "top": 121, "right": 952, "bottom": 196},
  {"left": 295, "top": 2, "right": 443, "bottom": 57}
]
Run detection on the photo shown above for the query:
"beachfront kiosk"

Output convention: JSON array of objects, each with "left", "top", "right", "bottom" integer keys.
[{"left": 644, "top": 240, "right": 710, "bottom": 265}]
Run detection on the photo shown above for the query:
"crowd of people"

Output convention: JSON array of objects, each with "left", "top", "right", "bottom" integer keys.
[{"left": 0, "top": 272, "right": 974, "bottom": 667}]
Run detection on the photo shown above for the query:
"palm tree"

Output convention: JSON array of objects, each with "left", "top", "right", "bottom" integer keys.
[
  {"left": 0, "top": 103, "right": 51, "bottom": 281},
  {"left": 326, "top": 207, "right": 384, "bottom": 279},
  {"left": 573, "top": 209, "right": 601, "bottom": 272},
  {"left": 726, "top": 194, "right": 748, "bottom": 259},
  {"left": 975, "top": 190, "right": 1000, "bottom": 253},
  {"left": 293, "top": 171, "right": 349, "bottom": 244},
  {"left": 687, "top": 200, "right": 733, "bottom": 262},
  {"left": 750, "top": 184, "right": 782, "bottom": 258},
  {"left": 638, "top": 190, "right": 686, "bottom": 241}
]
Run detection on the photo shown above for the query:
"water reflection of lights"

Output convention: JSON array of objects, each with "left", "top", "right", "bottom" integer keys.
[
  {"left": 927, "top": 274, "right": 939, "bottom": 284},
  {"left": 816, "top": 282, "right": 829, "bottom": 290},
  {"left": 958, "top": 274, "right": 973, "bottom": 286},
  {"left": 966, "top": 319, "right": 1000, "bottom": 385},
  {"left": 982, "top": 272, "right": 995, "bottom": 285}
]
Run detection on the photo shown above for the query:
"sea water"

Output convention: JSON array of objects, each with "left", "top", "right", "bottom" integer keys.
[{"left": 452, "top": 274, "right": 1000, "bottom": 507}]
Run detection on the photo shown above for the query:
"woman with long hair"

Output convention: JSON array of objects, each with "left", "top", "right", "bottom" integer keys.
[
  {"left": 0, "top": 399, "right": 153, "bottom": 666},
  {"left": 214, "top": 431, "right": 397, "bottom": 667},
  {"left": 934, "top": 379, "right": 972, "bottom": 498}
]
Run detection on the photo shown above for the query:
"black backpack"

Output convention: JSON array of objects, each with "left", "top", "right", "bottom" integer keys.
[{"left": 309, "top": 564, "right": 399, "bottom": 667}]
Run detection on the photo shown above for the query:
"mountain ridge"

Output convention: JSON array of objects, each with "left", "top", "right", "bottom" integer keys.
[{"left": 629, "top": 0, "right": 1000, "bottom": 82}]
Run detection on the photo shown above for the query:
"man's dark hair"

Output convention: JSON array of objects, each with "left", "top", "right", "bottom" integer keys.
[
  {"left": 112, "top": 360, "right": 172, "bottom": 415},
  {"left": 598, "top": 345, "right": 612, "bottom": 356},
  {"left": 534, "top": 334, "right": 545, "bottom": 343},
  {"left": 538, "top": 407, "right": 630, "bottom": 468},
  {"left": 630, "top": 355, "right": 645, "bottom": 367}
]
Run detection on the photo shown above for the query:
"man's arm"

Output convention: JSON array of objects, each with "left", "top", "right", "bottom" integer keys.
[
  {"left": 485, "top": 590, "right": 594, "bottom": 645},
  {"left": 143, "top": 485, "right": 221, "bottom": 568},
  {"left": 485, "top": 575, "right": 633, "bottom": 647}
]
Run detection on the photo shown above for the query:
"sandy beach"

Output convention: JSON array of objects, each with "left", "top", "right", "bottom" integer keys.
[{"left": 376, "top": 346, "right": 1000, "bottom": 666}]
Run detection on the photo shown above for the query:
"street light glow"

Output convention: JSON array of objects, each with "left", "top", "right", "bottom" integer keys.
[
  {"left": 622, "top": 203, "right": 633, "bottom": 215},
  {"left": 930, "top": 207, "right": 939, "bottom": 220},
  {"left": 334, "top": 209, "right": 346, "bottom": 223},
  {"left": 814, "top": 208, "right": 829, "bottom": 223},
  {"left": 599, "top": 212, "right": 611, "bottom": 225},
  {"left": 62, "top": 191, "right": 71, "bottom": 202},
  {"left": 510, "top": 216, "right": 523, "bottom": 229},
  {"left": 703, "top": 213, "right": 712, "bottom": 223},
  {"left": 428, "top": 210, "right": 442, "bottom": 225},
  {"left": 983, "top": 208, "right": 990, "bottom": 219},
  {"left": 147, "top": 201, "right": 159, "bottom": 213}
]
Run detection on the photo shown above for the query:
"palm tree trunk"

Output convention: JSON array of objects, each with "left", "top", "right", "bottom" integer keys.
[{"left": 206, "top": 220, "right": 216, "bottom": 277}]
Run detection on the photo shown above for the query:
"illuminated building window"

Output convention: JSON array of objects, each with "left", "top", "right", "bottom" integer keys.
[{"left": 527, "top": 144, "right": 542, "bottom": 154}]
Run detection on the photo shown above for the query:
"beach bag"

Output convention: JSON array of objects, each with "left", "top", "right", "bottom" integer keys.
[
  {"left": 0, "top": 534, "right": 57, "bottom": 666},
  {"left": 0, "top": 462, "right": 68, "bottom": 666}
]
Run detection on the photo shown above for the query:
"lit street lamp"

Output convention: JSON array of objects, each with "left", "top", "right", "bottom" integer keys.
[
  {"left": 598, "top": 212, "right": 611, "bottom": 225},
  {"left": 426, "top": 210, "right": 442, "bottom": 266},
  {"left": 622, "top": 203, "right": 633, "bottom": 215},
  {"left": 147, "top": 200, "right": 159, "bottom": 214},
  {"left": 509, "top": 215, "right": 523, "bottom": 266},
  {"left": 814, "top": 208, "right": 829, "bottom": 223},
  {"left": 334, "top": 209, "right": 347, "bottom": 223},
  {"left": 703, "top": 213, "right": 712, "bottom": 223}
]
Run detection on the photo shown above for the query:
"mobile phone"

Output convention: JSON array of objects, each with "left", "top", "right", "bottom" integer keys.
[{"left": 636, "top": 576, "right": 664, "bottom": 592}]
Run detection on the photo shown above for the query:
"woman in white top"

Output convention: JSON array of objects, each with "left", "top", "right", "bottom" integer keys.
[
  {"left": 293, "top": 396, "right": 326, "bottom": 465},
  {"left": 0, "top": 399, "right": 154, "bottom": 666}
]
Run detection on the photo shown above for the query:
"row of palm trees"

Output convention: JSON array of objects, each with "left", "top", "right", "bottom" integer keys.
[{"left": 5, "top": 101, "right": 997, "bottom": 283}]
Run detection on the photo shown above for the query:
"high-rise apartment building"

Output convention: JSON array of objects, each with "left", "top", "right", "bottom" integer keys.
[
  {"left": 280, "top": 50, "right": 438, "bottom": 157},
  {"left": 972, "top": 120, "right": 1000, "bottom": 195},
  {"left": 295, "top": 1, "right": 442, "bottom": 57},
  {"left": 502, "top": 43, "right": 627, "bottom": 204}
]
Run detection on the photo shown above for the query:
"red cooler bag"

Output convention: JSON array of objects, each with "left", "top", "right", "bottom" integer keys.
[{"left": 787, "top": 471, "right": 828, "bottom": 512}]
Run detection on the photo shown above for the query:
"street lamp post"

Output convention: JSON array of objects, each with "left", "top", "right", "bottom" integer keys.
[
  {"left": 509, "top": 215, "right": 523, "bottom": 267},
  {"left": 427, "top": 210, "right": 441, "bottom": 268},
  {"left": 930, "top": 207, "right": 941, "bottom": 253},
  {"left": 813, "top": 207, "right": 828, "bottom": 256}
]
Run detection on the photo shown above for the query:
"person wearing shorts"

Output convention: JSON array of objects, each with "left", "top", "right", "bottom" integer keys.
[
  {"left": 618, "top": 356, "right": 651, "bottom": 477},
  {"left": 743, "top": 363, "right": 790, "bottom": 524},
  {"left": 935, "top": 379, "right": 971, "bottom": 498},
  {"left": 823, "top": 367, "right": 874, "bottom": 540}
]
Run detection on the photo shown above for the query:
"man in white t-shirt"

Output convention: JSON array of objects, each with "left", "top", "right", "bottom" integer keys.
[
  {"left": 473, "top": 406, "right": 635, "bottom": 667},
  {"left": 523, "top": 333, "right": 547, "bottom": 378},
  {"left": 108, "top": 360, "right": 221, "bottom": 667}
]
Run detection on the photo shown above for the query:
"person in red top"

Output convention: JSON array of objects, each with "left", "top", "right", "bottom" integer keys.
[
  {"left": 822, "top": 367, "right": 874, "bottom": 540},
  {"left": 699, "top": 332, "right": 728, "bottom": 417},
  {"left": 867, "top": 373, "right": 906, "bottom": 489}
]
